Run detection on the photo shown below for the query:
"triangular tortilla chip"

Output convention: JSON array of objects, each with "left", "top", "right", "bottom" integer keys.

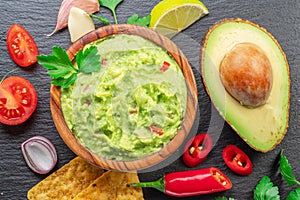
[
  {"left": 73, "top": 171, "right": 144, "bottom": 200},
  {"left": 27, "top": 157, "right": 104, "bottom": 200}
]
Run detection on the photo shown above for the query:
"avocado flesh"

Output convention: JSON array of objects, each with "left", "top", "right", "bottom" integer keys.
[{"left": 201, "top": 19, "right": 290, "bottom": 152}]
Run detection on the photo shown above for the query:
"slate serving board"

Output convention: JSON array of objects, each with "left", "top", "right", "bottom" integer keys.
[{"left": 0, "top": 0, "right": 299, "bottom": 199}]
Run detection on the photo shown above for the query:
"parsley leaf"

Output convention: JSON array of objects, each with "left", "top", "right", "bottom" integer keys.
[
  {"left": 254, "top": 176, "right": 280, "bottom": 200},
  {"left": 37, "top": 46, "right": 76, "bottom": 79},
  {"left": 127, "top": 14, "right": 151, "bottom": 27},
  {"left": 51, "top": 74, "right": 77, "bottom": 88},
  {"left": 77, "top": 46, "right": 101, "bottom": 73},
  {"left": 286, "top": 188, "right": 300, "bottom": 200},
  {"left": 37, "top": 46, "right": 101, "bottom": 88},
  {"left": 280, "top": 150, "right": 300, "bottom": 186},
  {"left": 99, "top": 0, "right": 123, "bottom": 24}
]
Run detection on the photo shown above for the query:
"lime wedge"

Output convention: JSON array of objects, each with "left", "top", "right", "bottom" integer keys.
[{"left": 150, "top": 0, "right": 209, "bottom": 38}]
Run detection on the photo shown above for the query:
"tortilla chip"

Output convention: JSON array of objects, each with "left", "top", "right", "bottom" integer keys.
[
  {"left": 27, "top": 157, "right": 104, "bottom": 200},
  {"left": 73, "top": 171, "right": 144, "bottom": 200}
]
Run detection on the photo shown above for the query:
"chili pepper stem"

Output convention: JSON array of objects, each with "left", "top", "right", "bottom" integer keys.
[{"left": 127, "top": 177, "right": 165, "bottom": 193}]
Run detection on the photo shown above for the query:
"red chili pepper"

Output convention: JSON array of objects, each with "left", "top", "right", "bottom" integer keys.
[
  {"left": 127, "top": 167, "right": 232, "bottom": 197},
  {"left": 150, "top": 125, "right": 163, "bottom": 136},
  {"left": 222, "top": 145, "right": 253, "bottom": 176},
  {"left": 160, "top": 61, "right": 170, "bottom": 72},
  {"left": 182, "top": 133, "right": 213, "bottom": 167}
]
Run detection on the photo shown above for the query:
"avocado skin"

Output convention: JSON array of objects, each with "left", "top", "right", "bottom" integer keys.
[{"left": 201, "top": 18, "right": 290, "bottom": 152}]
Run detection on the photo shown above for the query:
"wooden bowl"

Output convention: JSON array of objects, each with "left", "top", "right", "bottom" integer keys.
[{"left": 50, "top": 24, "right": 198, "bottom": 171}]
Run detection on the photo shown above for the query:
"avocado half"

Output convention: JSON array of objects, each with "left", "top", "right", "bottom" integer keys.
[{"left": 201, "top": 19, "right": 290, "bottom": 152}]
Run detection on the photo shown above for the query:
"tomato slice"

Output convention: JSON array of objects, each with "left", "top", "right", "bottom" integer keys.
[
  {"left": 6, "top": 24, "right": 39, "bottom": 67},
  {"left": 0, "top": 76, "right": 38, "bottom": 125},
  {"left": 222, "top": 145, "right": 253, "bottom": 176},
  {"left": 182, "top": 133, "right": 213, "bottom": 167}
]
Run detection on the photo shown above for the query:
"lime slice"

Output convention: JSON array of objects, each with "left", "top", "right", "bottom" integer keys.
[{"left": 150, "top": 0, "right": 209, "bottom": 38}]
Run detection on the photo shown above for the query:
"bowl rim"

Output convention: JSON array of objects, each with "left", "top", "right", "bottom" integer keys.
[{"left": 50, "top": 24, "right": 198, "bottom": 171}]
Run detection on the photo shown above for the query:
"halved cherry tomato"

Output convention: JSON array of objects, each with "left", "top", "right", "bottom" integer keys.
[
  {"left": 0, "top": 76, "right": 38, "bottom": 125},
  {"left": 6, "top": 24, "right": 39, "bottom": 67},
  {"left": 182, "top": 133, "right": 213, "bottom": 167},
  {"left": 222, "top": 145, "right": 253, "bottom": 176}
]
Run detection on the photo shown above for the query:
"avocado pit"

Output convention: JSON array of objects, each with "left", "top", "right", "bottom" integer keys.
[{"left": 219, "top": 43, "right": 273, "bottom": 107}]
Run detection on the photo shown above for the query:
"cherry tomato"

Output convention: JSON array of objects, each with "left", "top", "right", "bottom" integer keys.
[
  {"left": 0, "top": 76, "right": 38, "bottom": 125},
  {"left": 182, "top": 133, "right": 213, "bottom": 167},
  {"left": 6, "top": 24, "right": 39, "bottom": 67},
  {"left": 222, "top": 145, "right": 253, "bottom": 176}
]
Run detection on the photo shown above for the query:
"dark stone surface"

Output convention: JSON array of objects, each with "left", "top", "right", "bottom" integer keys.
[{"left": 0, "top": 0, "right": 299, "bottom": 199}]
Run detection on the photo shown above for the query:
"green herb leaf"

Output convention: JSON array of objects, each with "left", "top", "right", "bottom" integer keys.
[
  {"left": 38, "top": 46, "right": 101, "bottom": 88},
  {"left": 286, "top": 188, "right": 300, "bottom": 200},
  {"left": 37, "top": 46, "right": 77, "bottom": 80},
  {"left": 51, "top": 73, "right": 77, "bottom": 88},
  {"left": 127, "top": 14, "right": 151, "bottom": 27},
  {"left": 90, "top": 14, "right": 111, "bottom": 25},
  {"left": 254, "top": 176, "right": 280, "bottom": 200},
  {"left": 99, "top": 0, "right": 123, "bottom": 11},
  {"left": 77, "top": 46, "right": 101, "bottom": 73},
  {"left": 280, "top": 150, "right": 300, "bottom": 186},
  {"left": 99, "top": 0, "right": 123, "bottom": 24}
]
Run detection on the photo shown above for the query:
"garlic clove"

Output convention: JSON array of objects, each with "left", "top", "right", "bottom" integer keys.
[
  {"left": 21, "top": 136, "right": 58, "bottom": 174},
  {"left": 48, "top": 0, "right": 99, "bottom": 36},
  {"left": 68, "top": 7, "right": 95, "bottom": 42}
]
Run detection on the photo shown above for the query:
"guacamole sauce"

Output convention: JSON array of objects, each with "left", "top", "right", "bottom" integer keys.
[{"left": 61, "top": 34, "right": 187, "bottom": 160}]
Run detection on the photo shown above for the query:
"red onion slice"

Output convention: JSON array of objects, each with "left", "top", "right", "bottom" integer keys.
[{"left": 21, "top": 136, "right": 57, "bottom": 174}]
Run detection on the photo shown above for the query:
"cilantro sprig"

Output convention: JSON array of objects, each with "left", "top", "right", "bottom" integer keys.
[
  {"left": 252, "top": 150, "right": 300, "bottom": 200},
  {"left": 286, "top": 188, "right": 300, "bottom": 200},
  {"left": 254, "top": 176, "right": 280, "bottom": 200},
  {"left": 280, "top": 150, "right": 300, "bottom": 186},
  {"left": 127, "top": 14, "right": 151, "bottom": 26},
  {"left": 37, "top": 46, "right": 101, "bottom": 88},
  {"left": 76, "top": 46, "right": 101, "bottom": 73},
  {"left": 99, "top": 0, "right": 123, "bottom": 24},
  {"left": 93, "top": 0, "right": 150, "bottom": 26}
]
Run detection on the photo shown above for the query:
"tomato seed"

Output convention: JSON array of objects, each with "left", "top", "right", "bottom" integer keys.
[
  {"left": 11, "top": 110, "right": 16, "bottom": 117},
  {"left": 22, "top": 99, "right": 28, "bottom": 105},
  {"left": 14, "top": 37, "right": 20, "bottom": 43}
]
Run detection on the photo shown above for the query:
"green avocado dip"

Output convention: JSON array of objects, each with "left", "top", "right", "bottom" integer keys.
[{"left": 61, "top": 34, "right": 187, "bottom": 160}]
